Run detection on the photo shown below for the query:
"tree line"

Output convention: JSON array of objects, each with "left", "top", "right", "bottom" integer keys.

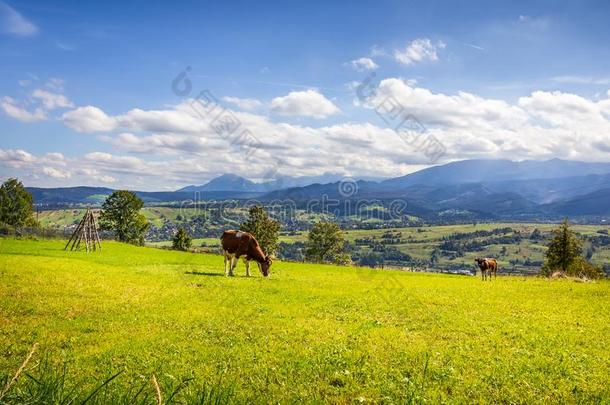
[{"left": 0, "top": 178, "right": 605, "bottom": 278}]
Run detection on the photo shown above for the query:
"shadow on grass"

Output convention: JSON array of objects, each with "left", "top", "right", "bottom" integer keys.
[{"left": 185, "top": 271, "right": 225, "bottom": 277}]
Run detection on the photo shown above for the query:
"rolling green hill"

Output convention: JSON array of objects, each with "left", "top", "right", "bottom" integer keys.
[
  {"left": 0, "top": 239, "right": 609, "bottom": 403},
  {"left": 36, "top": 209, "right": 610, "bottom": 274}
]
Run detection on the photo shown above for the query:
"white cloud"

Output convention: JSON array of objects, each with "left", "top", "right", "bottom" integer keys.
[
  {"left": 370, "top": 45, "right": 389, "bottom": 57},
  {"left": 45, "top": 152, "right": 65, "bottom": 161},
  {"left": 394, "top": 38, "right": 446, "bottom": 66},
  {"left": 2, "top": 79, "right": 72, "bottom": 122},
  {"left": 32, "top": 89, "right": 74, "bottom": 110},
  {"left": 76, "top": 168, "right": 116, "bottom": 183},
  {"left": 222, "top": 96, "right": 263, "bottom": 111},
  {"left": 0, "top": 2, "right": 38, "bottom": 37},
  {"left": 270, "top": 89, "right": 340, "bottom": 119},
  {"left": 96, "top": 175, "right": 116, "bottom": 183},
  {"left": 62, "top": 101, "right": 210, "bottom": 134},
  {"left": 116, "top": 106, "right": 206, "bottom": 133},
  {"left": 42, "top": 166, "right": 71, "bottom": 179},
  {"left": 0, "top": 96, "right": 46, "bottom": 122},
  {"left": 366, "top": 77, "right": 610, "bottom": 162},
  {"left": 0, "top": 149, "right": 125, "bottom": 187},
  {"left": 0, "top": 149, "right": 35, "bottom": 167},
  {"left": 105, "top": 132, "right": 226, "bottom": 155},
  {"left": 7, "top": 76, "right": 610, "bottom": 189},
  {"left": 46, "top": 78, "right": 65, "bottom": 91},
  {"left": 62, "top": 106, "right": 117, "bottom": 132},
  {"left": 348, "top": 57, "right": 379, "bottom": 72}
]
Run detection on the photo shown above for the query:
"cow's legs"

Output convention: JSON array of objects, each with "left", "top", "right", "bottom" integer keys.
[
  {"left": 229, "top": 255, "right": 237, "bottom": 276},
  {"left": 244, "top": 258, "right": 251, "bottom": 277},
  {"left": 225, "top": 253, "right": 237, "bottom": 276},
  {"left": 224, "top": 252, "right": 229, "bottom": 276}
]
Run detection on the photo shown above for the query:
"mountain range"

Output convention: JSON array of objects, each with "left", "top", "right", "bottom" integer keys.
[
  {"left": 177, "top": 173, "right": 385, "bottom": 193},
  {"left": 27, "top": 159, "right": 610, "bottom": 218}
]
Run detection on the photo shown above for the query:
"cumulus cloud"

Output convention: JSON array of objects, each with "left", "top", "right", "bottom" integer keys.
[
  {"left": 42, "top": 166, "right": 71, "bottom": 179},
  {"left": 222, "top": 96, "right": 263, "bottom": 110},
  {"left": 348, "top": 57, "right": 378, "bottom": 71},
  {"left": 61, "top": 103, "right": 209, "bottom": 134},
  {"left": 45, "top": 82, "right": 610, "bottom": 188},
  {"left": 394, "top": 38, "right": 446, "bottom": 65},
  {"left": 0, "top": 148, "right": 35, "bottom": 167},
  {"left": 32, "top": 89, "right": 74, "bottom": 110},
  {"left": 6, "top": 75, "right": 610, "bottom": 189},
  {"left": 45, "top": 152, "right": 65, "bottom": 161},
  {"left": 104, "top": 132, "right": 226, "bottom": 155},
  {"left": 0, "top": 2, "right": 38, "bottom": 37},
  {"left": 62, "top": 106, "right": 117, "bottom": 132},
  {"left": 270, "top": 89, "right": 340, "bottom": 119},
  {"left": 1, "top": 80, "right": 73, "bottom": 122},
  {"left": 0, "top": 97, "right": 46, "bottom": 122},
  {"left": 0, "top": 149, "right": 125, "bottom": 186},
  {"left": 76, "top": 168, "right": 116, "bottom": 183},
  {"left": 117, "top": 106, "right": 206, "bottom": 133},
  {"left": 365, "top": 77, "right": 610, "bottom": 162}
]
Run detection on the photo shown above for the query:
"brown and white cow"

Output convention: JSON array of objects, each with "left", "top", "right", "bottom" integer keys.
[
  {"left": 220, "top": 230, "right": 272, "bottom": 277},
  {"left": 475, "top": 257, "right": 498, "bottom": 281}
]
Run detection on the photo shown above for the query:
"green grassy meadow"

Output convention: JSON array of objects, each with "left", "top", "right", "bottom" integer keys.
[
  {"left": 279, "top": 223, "right": 610, "bottom": 271},
  {"left": 1, "top": 239, "right": 609, "bottom": 403},
  {"left": 37, "top": 208, "right": 610, "bottom": 273}
]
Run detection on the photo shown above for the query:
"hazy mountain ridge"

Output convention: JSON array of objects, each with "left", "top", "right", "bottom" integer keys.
[
  {"left": 27, "top": 159, "right": 610, "bottom": 217},
  {"left": 27, "top": 186, "right": 262, "bottom": 206},
  {"left": 177, "top": 173, "right": 384, "bottom": 193}
]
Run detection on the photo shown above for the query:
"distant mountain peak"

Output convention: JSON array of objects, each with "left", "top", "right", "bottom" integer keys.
[{"left": 178, "top": 174, "right": 259, "bottom": 192}]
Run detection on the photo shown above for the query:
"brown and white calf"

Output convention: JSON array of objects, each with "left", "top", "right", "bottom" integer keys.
[
  {"left": 475, "top": 257, "right": 498, "bottom": 281},
  {"left": 220, "top": 230, "right": 272, "bottom": 277}
]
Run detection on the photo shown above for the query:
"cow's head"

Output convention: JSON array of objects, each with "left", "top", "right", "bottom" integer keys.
[
  {"left": 260, "top": 255, "right": 273, "bottom": 277},
  {"left": 474, "top": 258, "right": 485, "bottom": 266}
]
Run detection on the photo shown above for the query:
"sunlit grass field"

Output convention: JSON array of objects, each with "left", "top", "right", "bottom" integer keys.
[
  {"left": 1, "top": 239, "right": 609, "bottom": 403},
  {"left": 38, "top": 208, "right": 610, "bottom": 271}
]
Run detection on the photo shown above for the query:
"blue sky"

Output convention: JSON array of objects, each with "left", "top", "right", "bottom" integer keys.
[{"left": 1, "top": 0, "right": 610, "bottom": 190}]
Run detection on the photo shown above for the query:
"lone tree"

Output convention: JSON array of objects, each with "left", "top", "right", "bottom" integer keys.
[
  {"left": 305, "top": 221, "right": 350, "bottom": 264},
  {"left": 99, "top": 190, "right": 149, "bottom": 245},
  {"left": 542, "top": 219, "right": 582, "bottom": 274},
  {"left": 0, "top": 178, "right": 37, "bottom": 231},
  {"left": 172, "top": 228, "right": 192, "bottom": 251},
  {"left": 240, "top": 205, "right": 280, "bottom": 255},
  {"left": 541, "top": 219, "right": 603, "bottom": 278}
]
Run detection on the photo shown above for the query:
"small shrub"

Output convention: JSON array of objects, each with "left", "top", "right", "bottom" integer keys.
[{"left": 567, "top": 257, "right": 604, "bottom": 280}]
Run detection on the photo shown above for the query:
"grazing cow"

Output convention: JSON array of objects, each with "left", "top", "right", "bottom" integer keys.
[
  {"left": 220, "top": 230, "right": 272, "bottom": 277},
  {"left": 475, "top": 257, "right": 498, "bottom": 281}
]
